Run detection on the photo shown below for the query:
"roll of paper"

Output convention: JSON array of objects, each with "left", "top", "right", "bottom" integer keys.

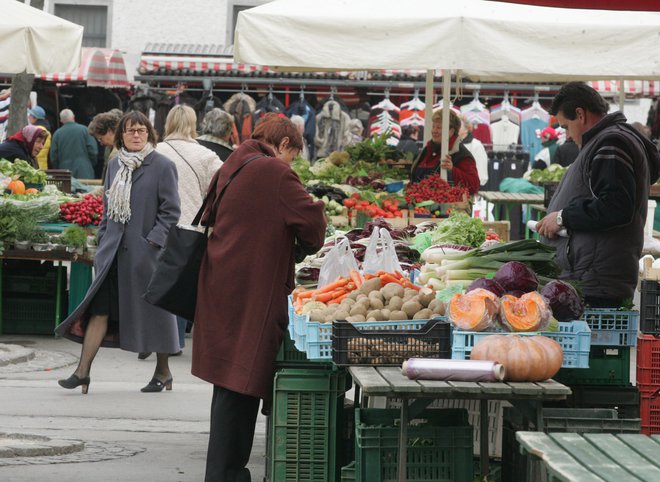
[{"left": 402, "top": 358, "right": 505, "bottom": 382}]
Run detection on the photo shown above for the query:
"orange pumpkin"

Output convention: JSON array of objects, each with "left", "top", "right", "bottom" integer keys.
[
  {"left": 500, "top": 291, "right": 551, "bottom": 332},
  {"left": 7, "top": 179, "right": 25, "bottom": 195},
  {"left": 448, "top": 288, "right": 500, "bottom": 332},
  {"left": 25, "top": 188, "right": 39, "bottom": 194},
  {"left": 470, "top": 334, "right": 563, "bottom": 382}
]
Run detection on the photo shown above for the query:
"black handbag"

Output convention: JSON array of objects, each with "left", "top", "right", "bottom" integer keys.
[{"left": 143, "top": 154, "right": 263, "bottom": 320}]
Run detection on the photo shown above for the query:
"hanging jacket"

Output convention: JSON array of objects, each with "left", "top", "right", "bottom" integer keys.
[
  {"left": 224, "top": 93, "right": 257, "bottom": 143},
  {"left": 287, "top": 100, "right": 317, "bottom": 160}
]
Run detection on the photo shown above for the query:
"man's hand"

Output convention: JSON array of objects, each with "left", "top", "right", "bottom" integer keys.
[
  {"left": 440, "top": 154, "right": 453, "bottom": 171},
  {"left": 536, "top": 211, "right": 562, "bottom": 239}
]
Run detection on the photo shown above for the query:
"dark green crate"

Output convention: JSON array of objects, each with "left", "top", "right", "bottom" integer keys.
[
  {"left": 340, "top": 461, "right": 355, "bottom": 482},
  {"left": 275, "top": 331, "right": 312, "bottom": 367},
  {"left": 2, "top": 295, "right": 67, "bottom": 335},
  {"left": 355, "top": 408, "right": 473, "bottom": 482},
  {"left": 2, "top": 264, "right": 66, "bottom": 297},
  {"left": 553, "top": 346, "right": 630, "bottom": 386},
  {"left": 271, "top": 367, "right": 349, "bottom": 482}
]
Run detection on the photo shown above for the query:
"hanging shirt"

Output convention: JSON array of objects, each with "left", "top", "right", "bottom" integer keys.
[
  {"left": 520, "top": 117, "right": 547, "bottom": 162},
  {"left": 490, "top": 117, "right": 520, "bottom": 152},
  {"left": 472, "top": 123, "right": 492, "bottom": 145}
]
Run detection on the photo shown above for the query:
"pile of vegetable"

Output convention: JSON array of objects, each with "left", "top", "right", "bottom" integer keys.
[
  {"left": 0, "top": 159, "right": 48, "bottom": 185},
  {"left": 345, "top": 133, "right": 397, "bottom": 164},
  {"left": 445, "top": 261, "right": 584, "bottom": 333},
  {"left": 59, "top": 194, "right": 103, "bottom": 226},
  {"left": 343, "top": 193, "right": 405, "bottom": 219},
  {"left": 525, "top": 164, "right": 568, "bottom": 183},
  {"left": 312, "top": 194, "right": 345, "bottom": 217},
  {"left": 293, "top": 270, "right": 444, "bottom": 323},
  {"left": 294, "top": 153, "right": 407, "bottom": 187},
  {"left": 405, "top": 174, "right": 468, "bottom": 204}
]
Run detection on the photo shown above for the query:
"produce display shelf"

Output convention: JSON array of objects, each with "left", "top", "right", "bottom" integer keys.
[
  {"left": 331, "top": 318, "right": 450, "bottom": 366},
  {"left": 553, "top": 346, "right": 630, "bottom": 386},
  {"left": 636, "top": 334, "right": 660, "bottom": 386},
  {"left": 451, "top": 321, "right": 591, "bottom": 369},
  {"left": 580, "top": 308, "right": 639, "bottom": 347},
  {"left": 542, "top": 385, "right": 640, "bottom": 419},
  {"left": 355, "top": 408, "right": 473, "bottom": 482}
]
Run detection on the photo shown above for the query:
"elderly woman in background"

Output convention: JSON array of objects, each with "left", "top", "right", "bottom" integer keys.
[
  {"left": 56, "top": 111, "right": 181, "bottom": 394},
  {"left": 88, "top": 109, "right": 123, "bottom": 181},
  {"left": 410, "top": 108, "right": 480, "bottom": 195},
  {"left": 197, "top": 108, "right": 235, "bottom": 161},
  {"left": 0, "top": 125, "right": 47, "bottom": 168},
  {"left": 193, "top": 114, "right": 326, "bottom": 482},
  {"left": 155, "top": 104, "right": 222, "bottom": 356}
]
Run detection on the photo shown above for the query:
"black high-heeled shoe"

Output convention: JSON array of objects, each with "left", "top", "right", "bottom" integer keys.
[
  {"left": 140, "top": 376, "right": 173, "bottom": 393},
  {"left": 58, "top": 374, "right": 90, "bottom": 394}
]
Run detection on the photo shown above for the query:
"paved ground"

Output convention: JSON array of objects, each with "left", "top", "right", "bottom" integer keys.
[{"left": 0, "top": 334, "right": 267, "bottom": 482}]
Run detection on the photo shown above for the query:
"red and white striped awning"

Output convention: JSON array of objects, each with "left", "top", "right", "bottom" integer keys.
[
  {"left": 39, "top": 47, "right": 131, "bottom": 89},
  {"left": 589, "top": 80, "right": 660, "bottom": 97},
  {"left": 139, "top": 54, "right": 274, "bottom": 75}
]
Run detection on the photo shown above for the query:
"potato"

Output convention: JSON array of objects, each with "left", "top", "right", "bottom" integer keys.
[
  {"left": 369, "top": 290, "right": 384, "bottom": 303},
  {"left": 387, "top": 295, "right": 403, "bottom": 312},
  {"left": 413, "top": 308, "right": 433, "bottom": 320},
  {"left": 359, "top": 277, "right": 382, "bottom": 295},
  {"left": 346, "top": 314, "right": 366, "bottom": 322},
  {"left": 404, "top": 288, "right": 419, "bottom": 298},
  {"left": 342, "top": 298, "right": 356, "bottom": 306},
  {"left": 357, "top": 298, "right": 371, "bottom": 311},
  {"left": 390, "top": 310, "right": 408, "bottom": 320},
  {"left": 348, "top": 290, "right": 361, "bottom": 301},
  {"left": 366, "top": 309, "right": 385, "bottom": 321},
  {"left": 334, "top": 309, "right": 350, "bottom": 321},
  {"left": 369, "top": 297, "right": 384, "bottom": 310},
  {"left": 367, "top": 317, "right": 377, "bottom": 322},
  {"left": 428, "top": 298, "right": 446, "bottom": 316},
  {"left": 381, "top": 308, "right": 391, "bottom": 320},
  {"left": 324, "top": 314, "right": 334, "bottom": 323},
  {"left": 356, "top": 294, "right": 368, "bottom": 302},
  {"left": 309, "top": 309, "right": 325, "bottom": 322},
  {"left": 381, "top": 282, "right": 405, "bottom": 301},
  {"left": 350, "top": 304, "right": 367, "bottom": 317},
  {"left": 402, "top": 300, "right": 423, "bottom": 319},
  {"left": 417, "top": 288, "right": 436, "bottom": 307}
]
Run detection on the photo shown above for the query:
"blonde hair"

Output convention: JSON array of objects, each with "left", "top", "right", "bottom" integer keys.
[
  {"left": 431, "top": 108, "right": 461, "bottom": 133},
  {"left": 164, "top": 105, "right": 198, "bottom": 140}
]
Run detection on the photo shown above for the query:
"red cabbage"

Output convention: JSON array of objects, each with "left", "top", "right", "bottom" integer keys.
[
  {"left": 541, "top": 280, "right": 585, "bottom": 321},
  {"left": 467, "top": 278, "right": 505, "bottom": 297},
  {"left": 493, "top": 261, "right": 539, "bottom": 293}
]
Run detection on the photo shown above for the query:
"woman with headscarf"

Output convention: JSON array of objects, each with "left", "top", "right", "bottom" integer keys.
[
  {"left": 0, "top": 125, "right": 47, "bottom": 168},
  {"left": 55, "top": 111, "right": 181, "bottom": 394}
]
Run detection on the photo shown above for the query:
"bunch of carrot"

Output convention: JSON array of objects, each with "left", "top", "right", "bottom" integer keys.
[{"left": 292, "top": 270, "right": 419, "bottom": 314}]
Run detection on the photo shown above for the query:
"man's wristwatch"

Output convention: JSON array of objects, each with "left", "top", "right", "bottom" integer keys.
[{"left": 556, "top": 210, "right": 564, "bottom": 227}]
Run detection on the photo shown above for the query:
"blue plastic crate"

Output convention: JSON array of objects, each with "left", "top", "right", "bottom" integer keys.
[
  {"left": 451, "top": 320, "right": 591, "bottom": 368},
  {"left": 580, "top": 309, "right": 639, "bottom": 347}
]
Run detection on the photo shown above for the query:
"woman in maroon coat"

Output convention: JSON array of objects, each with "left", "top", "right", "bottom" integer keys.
[{"left": 192, "top": 114, "right": 326, "bottom": 482}]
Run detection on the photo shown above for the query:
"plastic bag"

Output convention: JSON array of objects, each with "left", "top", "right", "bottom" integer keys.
[
  {"left": 317, "top": 236, "right": 359, "bottom": 288},
  {"left": 363, "top": 228, "right": 402, "bottom": 275}
]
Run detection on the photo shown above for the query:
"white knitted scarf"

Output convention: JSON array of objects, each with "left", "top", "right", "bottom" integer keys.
[{"left": 106, "top": 144, "right": 154, "bottom": 224}]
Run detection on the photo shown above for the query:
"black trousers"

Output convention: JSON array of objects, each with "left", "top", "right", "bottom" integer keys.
[{"left": 205, "top": 385, "right": 260, "bottom": 482}]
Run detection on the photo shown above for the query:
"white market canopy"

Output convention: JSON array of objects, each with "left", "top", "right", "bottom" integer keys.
[
  {"left": 0, "top": 0, "right": 83, "bottom": 74},
  {"left": 234, "top": 0, "right": 660, "bottom": 82}
]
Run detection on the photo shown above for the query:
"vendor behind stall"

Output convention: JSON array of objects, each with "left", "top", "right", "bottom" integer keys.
[
  {"left": 0, "top": 125, "right": 46, "bottom": 168},
  {"left": 410, "top": 109, "right": 480, "bottom": 194}
]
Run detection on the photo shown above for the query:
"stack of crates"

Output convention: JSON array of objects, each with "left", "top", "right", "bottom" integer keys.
[
  {"left": 265, "top": 363, "right": 349, "bottom": 482},
  {"left": 638, "top": 264, "right": 660, "bottom": 434},
  {"left": 1, "top": 260, "right": 68, "bottom": 335},
  {"left": 545, "top": 309, "right": 640, "bottom": 419}
]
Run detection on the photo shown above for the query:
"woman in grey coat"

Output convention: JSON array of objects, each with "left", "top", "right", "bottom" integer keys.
[{"left": 56, "top": 111, "right": 181, "bottom": 394}]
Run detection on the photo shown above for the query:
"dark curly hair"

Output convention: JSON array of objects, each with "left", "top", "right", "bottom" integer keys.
[{"left": 88, "top": 110, "right": 122, "bottom": 137}]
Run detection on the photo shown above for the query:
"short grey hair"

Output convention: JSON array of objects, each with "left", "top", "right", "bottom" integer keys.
[
  {"left": 200, "top": 108, "right": 233, "bottom": 139},
  {"left": 60, "top": 109, "right": 75, "bottom": 123}
]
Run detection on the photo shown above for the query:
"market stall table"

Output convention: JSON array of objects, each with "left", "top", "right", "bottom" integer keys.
[
  {"left": 516, "top": 431, "right": 660, "bottom": 481},
  {"left": 479, "top": 191, "right": 545, "bottom": 239},
  {"left": 349, "top": 366, "right": 571, "bottom": 481},
  {"left": 0, "top": 248, "right": 92, "bottom": 335}
]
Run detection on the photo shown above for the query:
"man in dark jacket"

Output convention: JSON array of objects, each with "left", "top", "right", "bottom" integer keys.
[{"left": 537, "top": 82, "right": 660, "bottom": 308}]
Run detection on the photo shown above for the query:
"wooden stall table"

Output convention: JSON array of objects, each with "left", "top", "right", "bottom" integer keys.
[
  {"left": 349, "top": 366, "right": 571, "bottom": 481},
  {"left": 479, "top": 191, "right": 544, "bottom": 239},
  {"left": 516, "top": 431, "right": 660, "bottom": 481}
]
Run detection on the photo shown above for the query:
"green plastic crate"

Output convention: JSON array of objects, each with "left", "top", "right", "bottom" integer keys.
[
  {"left": 2, "top": 295, "right": 67, "bottom": 335},
  {"left": 275, "top": 331, "right": 314, "bottom": 367},
  {"left": 271, "top": 367, "right": 349, "bottom": 482},
  {"left": 340, "top": 461, "right": 355, "bottom": 482},
  {"left": 355, "top": 408, "right": 473, "bottom": 482},
  {"left": 553, "top": 346, "right": 631, "bottom": 386}
]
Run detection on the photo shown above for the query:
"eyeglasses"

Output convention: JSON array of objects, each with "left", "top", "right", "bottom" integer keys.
[{"left": 124, "top": 127, "right": 148, "bottom": 136}]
